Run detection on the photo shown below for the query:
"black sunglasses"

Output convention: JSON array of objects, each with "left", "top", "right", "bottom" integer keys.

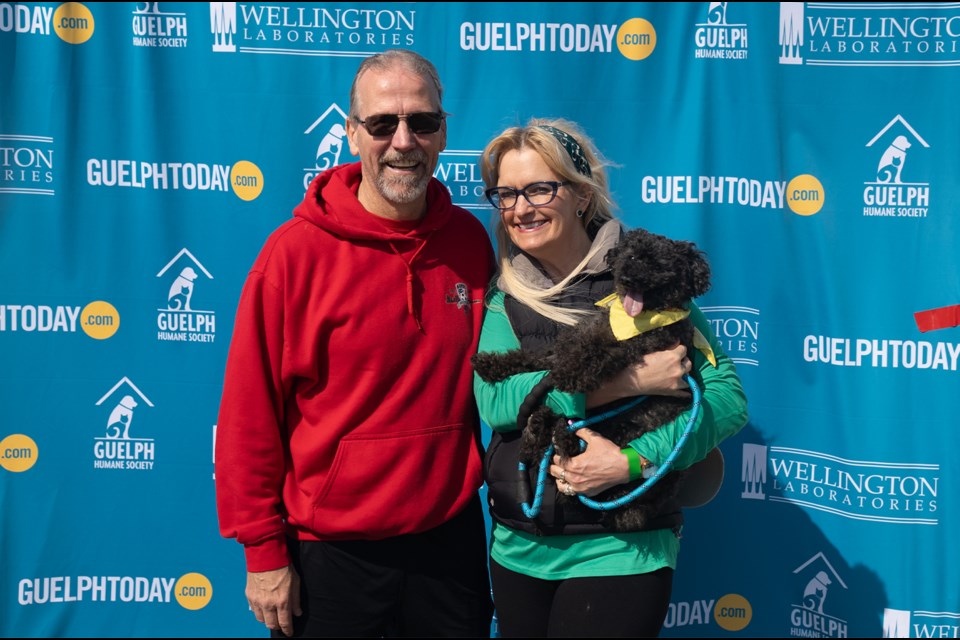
[{"left": 353, "top": 112, "right": 444, "bottom": 137}]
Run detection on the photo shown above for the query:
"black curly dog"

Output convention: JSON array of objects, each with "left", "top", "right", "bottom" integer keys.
[{"left": 472, "top": 228, "right": 712, "bottom": 531}]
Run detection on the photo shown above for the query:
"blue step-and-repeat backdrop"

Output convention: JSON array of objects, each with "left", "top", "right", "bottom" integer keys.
[{"left": 2, "top": 2, "right": 960, "bottom": 637}]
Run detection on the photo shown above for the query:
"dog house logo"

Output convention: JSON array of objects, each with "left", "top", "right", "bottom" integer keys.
[
  {"left": 694, "top": 2, "right": 748, "bottom": 60},
  {"left": 884, "top": 607, "right": 960, "bottom": 638},
  {"left": 209, "top": 2, "right": 236, "bottom": 51},
  {"left": 303, "top": 104, "right": 352, "bottom": 192},
  {"left": 436, "top": 149, "right": 485, "bottom": 211},
  {"left": 0, "top": 134, "right": 54, "bottom": 196},
  {"left": 700, "top": 306, "right": 759, "bottom": 367},
  {"left": 791, "top": 553, "right": 848, "bottom": 637},
  {"left": 131, "top": 3, "right": 188, "bottom": 49},
  {"left": 779, "top": 2, "right": 960, "bottom": 66},
  {"left": 863, "top": 115, "right": 930, "bottom": 219},
  {"left": 740, "top": 443, "right": 940, "bottom": 525},
  {"left": 156, "top": 248, "right": 216, "bottom": 344},
  {"left": 93, "top": 377, "right": 156, "bottom": 471}
]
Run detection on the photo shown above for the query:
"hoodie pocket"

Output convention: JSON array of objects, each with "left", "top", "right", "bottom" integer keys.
[{"left": 309, "top": 423, "right": 479, "bottom": 538}]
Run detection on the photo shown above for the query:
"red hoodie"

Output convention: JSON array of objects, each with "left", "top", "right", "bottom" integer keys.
[{"left": 215, "top": 163, "right": 494, "bottom": 572}]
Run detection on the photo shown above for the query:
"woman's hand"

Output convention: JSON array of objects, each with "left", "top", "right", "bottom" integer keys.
[
  {"left": 550, "top": 428, "right": 631, "bottom": 497},
  {"left": 586, "top": 344, "right": 692, "bottom": 408}
]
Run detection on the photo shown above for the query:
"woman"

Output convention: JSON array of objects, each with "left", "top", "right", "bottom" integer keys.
[{"left": 475, "top": 118, "right": 748, "bottom": 638}]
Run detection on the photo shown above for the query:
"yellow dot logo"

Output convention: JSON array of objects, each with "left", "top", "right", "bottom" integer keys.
[
  {"left": 231, "top": 161, "right": 264, "bottom": 201},
  {"left": 175, "top": 573, "right": 213, "bottom": 610},
  {"left": 714, "top": 593, "right": 752, "bottom": 631},
  {"left": 80, "top": 301, "right": 120, "bottom": 340},
  {"left": 0, "top": 434, "right": 39, "bottom": 472},
  {"left": 617, "top": 18, "right": 657, "bottom": 60},
  {"left": 786, "top": 174, "right": 825, "bottom": 216},
  {"left": 53, "top": 3, "right": 94, "bottom": 44}
]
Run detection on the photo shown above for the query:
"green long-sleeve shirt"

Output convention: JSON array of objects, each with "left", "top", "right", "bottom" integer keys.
[{"left": 475, "top": 288, "right": 749, "bottom": 579}]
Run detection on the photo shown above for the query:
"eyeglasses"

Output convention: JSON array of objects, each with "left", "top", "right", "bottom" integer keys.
[
  {"left": 485, "top": 181, "right": 571, "bottom": 210},
  {"left": 353, "top": 112, "right": 444, "bottom": 137}
]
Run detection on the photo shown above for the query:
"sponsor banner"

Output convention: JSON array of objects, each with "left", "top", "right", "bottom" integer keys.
[
  {"left": 93, "top": 378, "right": 156, "bottom": 472},
  {"left": 780, "top": 2, "right": 960, "bottom": 67},
  {"left": 742, "top": 444, "right": 939, "bottom": 525},
  {"left": 211, "top": 2, "right": 416, "bottom": 56},
  {"left": 17, "top": 572, "right": 212, "bottom": 610}
]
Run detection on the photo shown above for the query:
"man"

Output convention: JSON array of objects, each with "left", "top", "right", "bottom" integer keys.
[{"left": 215, "top": 49, "right": 494, "bottom": 637}]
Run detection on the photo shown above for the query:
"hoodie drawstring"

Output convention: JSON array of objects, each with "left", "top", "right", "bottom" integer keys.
[{"left": 388, "top": 238, "right": 429, "bottom": 332}]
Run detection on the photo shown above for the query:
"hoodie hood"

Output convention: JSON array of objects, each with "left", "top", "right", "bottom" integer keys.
[
  {"left": 294, "top": 162, "right": 455, "bottom": 330},
  {"left": 294, "top": 162, "right": 453, "bottom": 241}
]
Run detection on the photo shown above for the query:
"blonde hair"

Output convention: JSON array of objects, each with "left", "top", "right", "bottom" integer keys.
[{"left": 481, "top": 118, "right": 617, "bottom": 325}]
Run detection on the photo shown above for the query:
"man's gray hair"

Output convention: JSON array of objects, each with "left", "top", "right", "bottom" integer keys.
[{"left": 348, "top": 49, "right": 444, "bottom": 118}]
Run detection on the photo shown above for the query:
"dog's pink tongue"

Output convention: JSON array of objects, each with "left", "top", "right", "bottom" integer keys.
[{"left": 622, "top": 291, "right": 644, "bottom": 317}]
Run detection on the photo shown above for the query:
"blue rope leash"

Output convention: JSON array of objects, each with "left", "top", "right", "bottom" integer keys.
[
  {"left": 519, "top": 375, "right": 702, "bottom": 518},
  {"left": 518, "top": 445, "right": 555, "bottom": 519},
  {"left": 577, "top": 375, "right": 702, "bottom": 511}
]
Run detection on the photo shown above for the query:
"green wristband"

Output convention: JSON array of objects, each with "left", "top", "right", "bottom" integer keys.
[{"left": 622, "top": 447, "right": 643, "bottom": 482}]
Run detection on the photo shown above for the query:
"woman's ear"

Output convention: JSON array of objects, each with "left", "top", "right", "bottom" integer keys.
[
  {"left": 576, "top": 189, "right": 593, "bottom": 220},
  {"left": 574, "top": 185, "right": 592, "bottom": 211}
]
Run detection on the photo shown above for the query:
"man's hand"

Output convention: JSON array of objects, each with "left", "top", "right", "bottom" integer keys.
[{"left": 246, "top": 564, "right": 302, "bottom": 637}]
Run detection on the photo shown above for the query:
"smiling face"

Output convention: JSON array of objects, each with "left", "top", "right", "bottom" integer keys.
[
  {"left": 346, "top": 64, "right": 447, "bottom": 220},
  {"left": 497, "top": 147, "right": 591, "bottom": 280}
]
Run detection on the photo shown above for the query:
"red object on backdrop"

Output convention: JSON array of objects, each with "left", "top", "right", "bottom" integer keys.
[{"left": 914, "top": 304, "right": 960, "bottom": 333}]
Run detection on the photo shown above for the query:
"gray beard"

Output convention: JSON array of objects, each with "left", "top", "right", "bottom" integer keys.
[
  {"left": 375, "top": 151, "right": 430, "bottom": 204},
  {"left": 375, "top": 170, "right": 430, "bottom": 204}
]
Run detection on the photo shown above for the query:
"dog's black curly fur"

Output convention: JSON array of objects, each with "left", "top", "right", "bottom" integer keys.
[{"left": 472, "top": 228, "right": 711, "bottom": 531}]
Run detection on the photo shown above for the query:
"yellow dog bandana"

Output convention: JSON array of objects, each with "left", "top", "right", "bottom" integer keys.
[{"left": 595, "top": 293, "right": 717, "bottom": 367}]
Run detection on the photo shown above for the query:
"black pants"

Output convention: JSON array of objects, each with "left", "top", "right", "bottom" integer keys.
[
  {"left": 490, "top": 558, "right": 673, "bottom": 638},
  {"left": 275, "top": 496, "right": 493, "bottom": 638}
]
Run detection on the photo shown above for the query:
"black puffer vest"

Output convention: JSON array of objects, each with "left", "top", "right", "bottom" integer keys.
[{"left": 484, "top": 272, "right": 684, "bottom": 535}]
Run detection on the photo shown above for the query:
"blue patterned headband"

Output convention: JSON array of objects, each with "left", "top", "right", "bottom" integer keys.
[{"left": 537, "top": 125, "right": 592, "bottom": 178}]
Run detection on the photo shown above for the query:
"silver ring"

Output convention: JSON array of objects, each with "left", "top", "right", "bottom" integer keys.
[
  {"left": 560, "top": 469, "right": 566, "bottom": 483},
  {"left": 562, "top": 483, "right": 576, "bottom": 497}
]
